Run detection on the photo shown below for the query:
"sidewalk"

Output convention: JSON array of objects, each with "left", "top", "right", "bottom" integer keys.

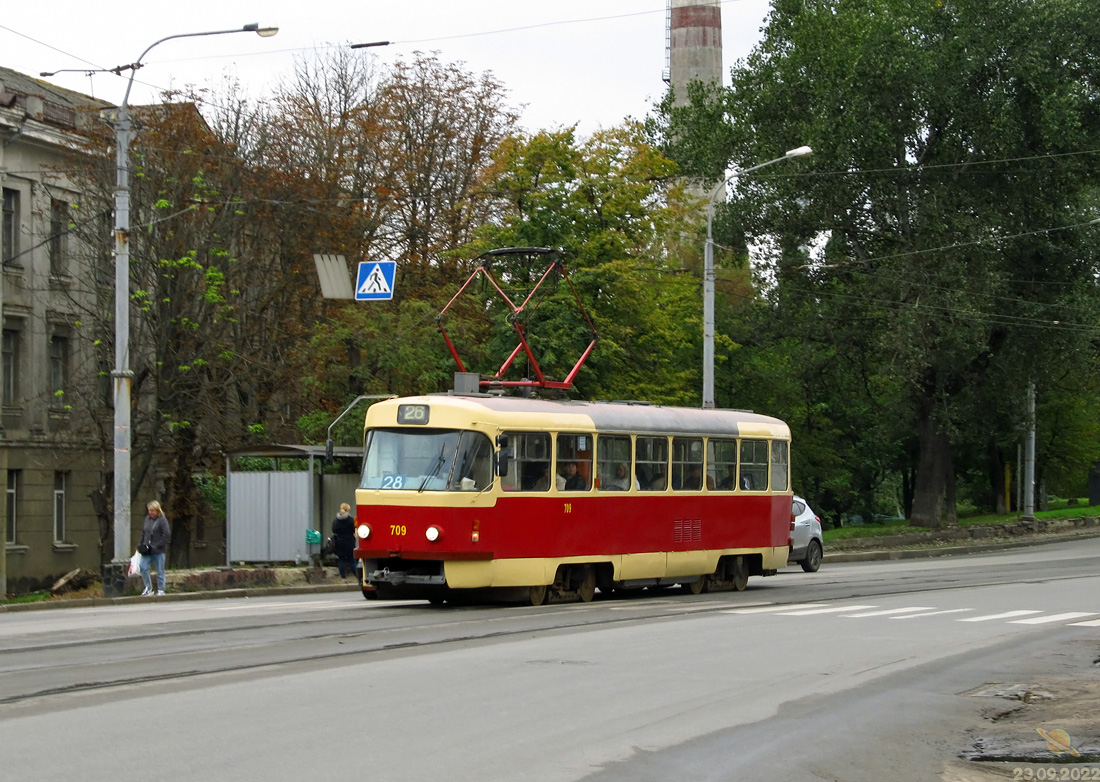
[{"left": 0, "top": 566, "right": 362, "bottom": 613}]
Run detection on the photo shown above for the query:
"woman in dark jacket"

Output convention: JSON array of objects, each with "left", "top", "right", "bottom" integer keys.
[
  {"left": 139, "top": 500, "right": 171, "bottom": 596},
  {"left": 331, "top": 502, "right": 357, "bottom": 579}
]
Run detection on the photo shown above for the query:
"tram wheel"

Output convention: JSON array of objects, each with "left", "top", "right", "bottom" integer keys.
[
  {"left": 682, "top": 578, "right": 704, "bottom": 595},
  {"left": 731, "top": 556, "right": 749, "bottom": 591},
  {"left": 528, "top": 584, "right": 548, "bottom": 607},
  {"left": 576, "top": 567, "right": 596, "bottom": 603}
]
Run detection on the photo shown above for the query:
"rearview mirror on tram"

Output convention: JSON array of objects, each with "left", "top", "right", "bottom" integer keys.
[{"left": 496, "top": 433, "right": 511, "bottom": 477}]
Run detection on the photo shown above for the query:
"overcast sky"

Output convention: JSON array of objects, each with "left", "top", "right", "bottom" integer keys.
[{"left": 1, "top": 0, "right": 771, "bottom": 135}]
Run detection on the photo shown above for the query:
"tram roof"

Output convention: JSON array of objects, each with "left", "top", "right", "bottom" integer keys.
[{"left": 372, "top": 394, "right": 790, "bottom": 438}]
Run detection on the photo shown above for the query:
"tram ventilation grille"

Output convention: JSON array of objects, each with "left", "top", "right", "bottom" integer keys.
[{"left": 673, "top": 518, "right": 701, "bottom": 543}]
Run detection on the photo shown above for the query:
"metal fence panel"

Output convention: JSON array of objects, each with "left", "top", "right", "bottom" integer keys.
[
  {"left": 320, "top": 473, "right": 359, "bottom": 535},
  {"left": 228, "top": 472, "right": 270, "bottom": 562},
  {"left": 228, "top": 472, "right": 313, "bottom": 563}
]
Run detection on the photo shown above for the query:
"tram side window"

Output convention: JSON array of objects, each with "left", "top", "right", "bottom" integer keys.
[
  {"left": 503, "top": 432, "right": 553, "bottom": 491},
  {"left": 739, "top": 439, "right": 769, "bottom": 491},
  {"left": 597, "top": 435, "right": 633, "bottom": 491},
  {"left": 672, "top": 437, "right": 706, "bottom": 490},
  {"left": 637, "top": 435, "right": 669, "bottom": 491},
  {"left": 557, "top": 433, "right": 593, "bottom": 491},
  {"left": 771, "top": 440, "right": 789, "bottom": 492},
  {"left": 709, "top": 438, "right": 738, "bottom": 490}
]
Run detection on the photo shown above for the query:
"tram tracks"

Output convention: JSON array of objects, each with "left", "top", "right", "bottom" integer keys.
[
  {"left": 2, "top": 554, "right": 1095, "bottom": 710},
  {"left": 0, "top": 600, "right": 722, "bottom": 707}
]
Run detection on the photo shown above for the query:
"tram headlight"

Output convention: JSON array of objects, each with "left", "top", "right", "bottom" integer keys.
[
  {"left": 425, "top": 525, "right": 441, "bottom": 542},
  {"left": 357, "top": 524, "right": 371, "bottom": 540}
]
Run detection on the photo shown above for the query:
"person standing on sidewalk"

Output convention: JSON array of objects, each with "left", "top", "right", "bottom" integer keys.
[
  {"left": 331, "top": 502, "right": 357, "bottom": 580},
  {"left": 139, "top": 500, "right": 171, "bottom": 596}
]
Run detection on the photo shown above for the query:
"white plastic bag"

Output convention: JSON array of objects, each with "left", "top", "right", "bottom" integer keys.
[{"left": 128, "top": 550, "right": 141, "bottom": 576}]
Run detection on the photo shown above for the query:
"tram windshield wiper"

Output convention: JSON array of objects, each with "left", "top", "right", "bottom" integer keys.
[{"left": 419, "top": 444, "right": 448, "bottom": 493}]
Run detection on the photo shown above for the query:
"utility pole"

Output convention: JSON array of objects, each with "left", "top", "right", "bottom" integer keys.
[
  {"left": 703, "top": 146, "right": 812, "bottom": 408},
  {"left": 1022, "top": 382, "right": 1036, "bottom": 521},
  {"left": 85, "top": 24, "right": 279, "bottom": 594}
]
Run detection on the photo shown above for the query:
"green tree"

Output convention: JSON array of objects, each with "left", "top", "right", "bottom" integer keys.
[
  {"left": 459, "top": 123, "right": 704, "bottom": 403},
  {"left": 271, "top": 50, "right": 520, "bottom": 425},
  {"left": 658, "top": 0, "right": 1100, "bottom": 525}
]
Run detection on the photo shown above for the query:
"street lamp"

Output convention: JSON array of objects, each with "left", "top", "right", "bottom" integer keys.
[
  {"left": 102, "top": 24, "right": 278, "bottom": 593},
  {"left": 702, "top": 145, "right": 812, "bottom": 409}
]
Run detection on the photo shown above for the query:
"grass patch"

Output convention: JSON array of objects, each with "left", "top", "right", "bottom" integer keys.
[
  {"left": 823, "top": 498, "right": 1100, "bottom": 542},
  {"left": 826, "top": 520, "right": 917, "bottom": 541},
  {"left": 1, "top": 591, "right": 52, "bottom": 605},
  {"left": 960, "top": 499, "right": 1100, "bottom": 526}
]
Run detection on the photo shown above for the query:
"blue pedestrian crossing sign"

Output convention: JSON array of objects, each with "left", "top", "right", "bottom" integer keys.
[{"left": 355, "top": 261, "right": 396, "bottom": 301}]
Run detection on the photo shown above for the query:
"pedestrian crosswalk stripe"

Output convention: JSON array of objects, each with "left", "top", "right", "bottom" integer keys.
[
  {"left": 723, "top": 603, "right": 826, "bottom": 614},
  {"left": 715, "top": 603, "right": 1100, "bottom": 626},
  {"left": 959, "top": 610, "right": 1043, "bottom": 622},
  {"left": 778, "top": 605, "right": 877, "bottom": 616},
  {"left": 1009, "top": 612, "right": 1098, "bottom": 625},
  {"left": 841, "top": 607, "right": 935, "bottom": 618},
  {"left": 891, "top": 608, "right": 974, "bottom": 619}
]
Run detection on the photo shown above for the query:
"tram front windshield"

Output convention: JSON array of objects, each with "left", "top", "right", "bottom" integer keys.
[{"left": 360, "top": 428, "right": 493, "bottom": 491}]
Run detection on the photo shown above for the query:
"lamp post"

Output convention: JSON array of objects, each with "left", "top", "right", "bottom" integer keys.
[
  {"left": 702, "top": 145, "right": 812, "bottom": 409},
  {"left": 101, "top": 24, "right": 278, "bottom": 594}
]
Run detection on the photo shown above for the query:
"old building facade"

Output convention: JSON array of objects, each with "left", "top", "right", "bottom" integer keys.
[{"left": 1, "top": 67, "right": 133, "bottom": 594}]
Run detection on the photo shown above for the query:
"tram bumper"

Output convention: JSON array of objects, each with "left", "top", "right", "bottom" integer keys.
[{"left": 366, "top": 566, "right": 446, "bottom": 587}]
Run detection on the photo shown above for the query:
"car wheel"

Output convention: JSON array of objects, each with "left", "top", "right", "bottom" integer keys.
[{"left": 801, "top": 540, "right": 822, "bottom": 573}]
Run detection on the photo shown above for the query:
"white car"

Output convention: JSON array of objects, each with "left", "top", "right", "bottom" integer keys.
[{"left": 789, "top": 495, "right": 823, "bottom": 572}]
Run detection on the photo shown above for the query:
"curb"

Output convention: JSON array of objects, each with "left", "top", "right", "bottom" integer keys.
[
  {"left": 823, "top": 528, "right": 1100, "bottom": 563},
  {"left": 0, "top": 581, "right": 361, "bottom": 613}
]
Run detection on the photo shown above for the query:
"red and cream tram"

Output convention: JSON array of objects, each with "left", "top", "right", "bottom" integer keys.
[{"left": 354, "top": 393, "right": 793, "bottom": 604}]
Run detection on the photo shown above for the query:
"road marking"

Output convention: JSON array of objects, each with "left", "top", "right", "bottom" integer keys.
[
  {"left": 608, "top": 600, "right": 681, "bottom": 611},
  {"left": 722, "top": 603, "right": 827, "bottom": 614},
  {"left": 959, "top": 610, "right": 1043, "bottom": 622},
  {"left": 1009, "top": 612, "right": 1098, "bottom": 625},
  {"left": 1069, "top": 618, "right": 1100, "bottom": 627},
  {"left": 211, "top": 600, "right": 359, "bottom": 611},
  {"left": 840, "top": 607, "right": 936, "bottom": 618},
  {"left": 891, "top": 609, "right": 974, "bottom": 619},
  {"left": 778, "top": 605, "right": 878, "bottom": 616}
]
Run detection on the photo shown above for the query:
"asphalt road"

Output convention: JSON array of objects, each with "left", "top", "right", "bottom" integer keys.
[{"left": 1, "top": 538, "right": 1098, "bottom": 781}]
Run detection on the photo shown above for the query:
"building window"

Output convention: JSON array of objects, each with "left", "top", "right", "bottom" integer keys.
[
  {"left": 54, "top": 471, "right": 67, "bottom": 542},
  {"left": 2, "top": 188, "right": 18, "bottom": 264},
  {"left": 2, "top": 329, "right": 17, "bottom": 406},
  {"left": 49, "top": 335, "right": 68, "bottom": 398},
  {"left": 49, "top": 198, "right": 69, "bottom": 275},
  {"left": 5, "top": 470, "right": 18, "bottom": 544}
]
